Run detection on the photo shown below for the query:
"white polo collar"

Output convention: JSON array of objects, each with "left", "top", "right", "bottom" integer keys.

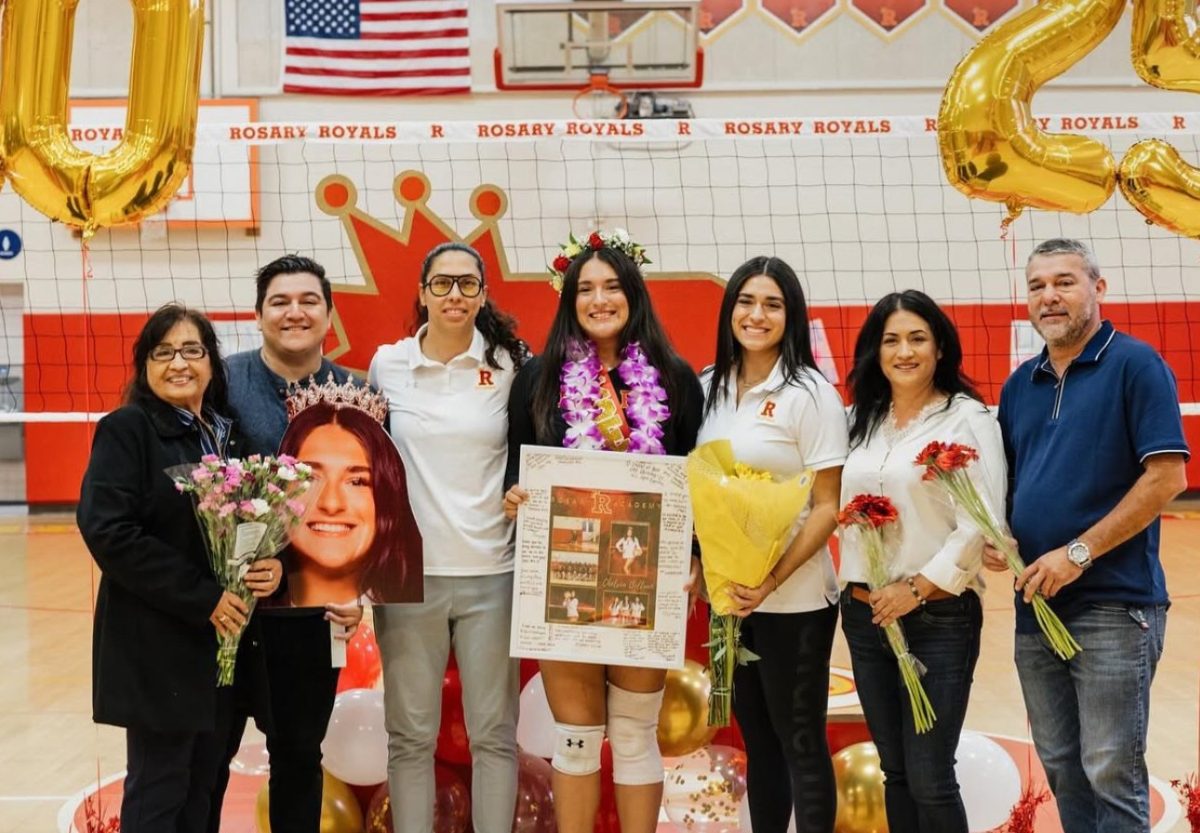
[{"left": 407, "top": 323, "right": 486, "bottom": 368}]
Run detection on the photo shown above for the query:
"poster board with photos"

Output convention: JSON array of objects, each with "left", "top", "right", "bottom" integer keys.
[{"left": 511, "top": 445, "right": 693, "bottom": 669}]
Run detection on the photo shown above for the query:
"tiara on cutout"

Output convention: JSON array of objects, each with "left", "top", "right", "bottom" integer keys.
[{"left": 285, "top": 373, "right": 389, "bottom": 425}]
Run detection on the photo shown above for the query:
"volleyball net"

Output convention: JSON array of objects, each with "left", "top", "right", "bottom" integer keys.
[{"left": 1, "top": 113, "right": 1198, "bottom": 500}]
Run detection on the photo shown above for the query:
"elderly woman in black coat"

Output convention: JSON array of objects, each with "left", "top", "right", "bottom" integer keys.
[{"left": 77, "top": 304, "right": 282, "bottom": 833}]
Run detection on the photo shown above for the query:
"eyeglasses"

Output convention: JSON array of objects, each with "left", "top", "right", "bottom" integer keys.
[
  {"left": 149, "top": 344, "right": 208, "bottom": 362},
  {"left": 423, "top": 274, "right": 484, "bottom": 297}
]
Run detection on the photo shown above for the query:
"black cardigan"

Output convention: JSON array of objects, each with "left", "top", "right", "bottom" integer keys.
[
  {"left": 504, "top": 354, "right": 704, "bottom": 488},
  {"left": 78, "top": 397, "right": 244, "bottom": 733}
]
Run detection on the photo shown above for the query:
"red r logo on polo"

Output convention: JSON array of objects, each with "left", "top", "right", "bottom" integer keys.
[{"left": 478, "top": 369, "right": 494, "bottom": 387}]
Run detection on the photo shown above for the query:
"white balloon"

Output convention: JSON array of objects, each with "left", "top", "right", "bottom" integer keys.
[
  {"left": 516, "top": 672, "right": 556, "bottom": 759},
  {"left": 956, "top": 730, "right": 1021, "bottom": 833},
  {"left": 321, "top": 688, "right": 388, "bottom": 786},
  {"left": 230, "top": 740, "right": 270, "bottom": 777}
]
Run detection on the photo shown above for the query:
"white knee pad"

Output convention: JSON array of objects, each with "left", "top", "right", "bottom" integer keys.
[
  {"left": 551, "top": 723, "right": 605, "bottom": 776},
  {"left": 606, "top": 684, "right": 665, "bottom": 786}
]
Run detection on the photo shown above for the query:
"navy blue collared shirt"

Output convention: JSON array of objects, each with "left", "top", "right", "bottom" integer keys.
[
  {"left": 171, "top": 406, "right": 233, "bottom": 458},
  {"left": 225, "top": 350, "right": 353, "bottom": 456},
  {"left": 998, "top": 320, "right": 1189, "bottom": 632}
]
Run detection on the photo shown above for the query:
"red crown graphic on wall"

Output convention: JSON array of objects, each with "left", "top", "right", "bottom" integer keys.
[{"left": 314, "top": 170, "right": 724, "bottom": 374}]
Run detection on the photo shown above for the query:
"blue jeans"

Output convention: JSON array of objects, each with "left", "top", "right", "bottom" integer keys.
[
  {"left": 1015, "top": 602, "right": 1167, "bottom": 833},
  {"left": 841, "top": 588, "right": 982, "bottom": 833}
]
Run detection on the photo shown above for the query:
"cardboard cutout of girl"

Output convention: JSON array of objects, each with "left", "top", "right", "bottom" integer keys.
[{"left": 277, "top": 378, "right": 423, "bottom": 606}]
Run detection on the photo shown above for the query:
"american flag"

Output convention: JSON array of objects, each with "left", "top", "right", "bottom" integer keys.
[{"left": 283, "top": 0, "right": 470, "bottom": 96}]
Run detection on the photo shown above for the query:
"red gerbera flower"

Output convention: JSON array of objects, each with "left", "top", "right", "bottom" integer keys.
[
  {"left": 837, "top": 493, "right": 899, "bottom": 529},
  {"left": 914, "top": 440, "right": 979, "bottom": 480}
]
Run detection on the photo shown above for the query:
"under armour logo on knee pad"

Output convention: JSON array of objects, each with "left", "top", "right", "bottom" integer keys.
[{"left": 566, "top": 738, "right": 584, "bottom": 748}]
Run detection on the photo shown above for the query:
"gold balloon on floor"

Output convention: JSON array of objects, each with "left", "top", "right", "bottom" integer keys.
[
  {"left": 256, "top": 769, "right": 365, "bottom": 833},
  {"left": 657, "top": 659, "right": 717, "bottom": 757},
  {"left": 833, "top": 742, "right": 888, "bottom": 833}
]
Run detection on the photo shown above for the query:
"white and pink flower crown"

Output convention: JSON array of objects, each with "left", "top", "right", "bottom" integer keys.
[
  {"left": 547, "top": 228, "right": 651, "bottom": 294},
  {"left": 285, "top": 374, "right": 389, "bottom": 425}
]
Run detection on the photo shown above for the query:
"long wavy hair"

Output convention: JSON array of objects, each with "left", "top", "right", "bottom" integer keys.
[
  {"left": 846, "top": 290, "right": 982, "bottom": 448},
  {"left": 126, "top": 303, "right": 229, "bottom": 415},
  {"left": 410, "top": 242, "right": 527, "bottom": 370},
  {"left": 705, "top": 256, "right": 819, "bottom": 416},
  {"left": 530, "top": 247, "right": 686, "bottom": 443},
  {"left": 279, "top": 402, "right": 422, "bottom": 603}
]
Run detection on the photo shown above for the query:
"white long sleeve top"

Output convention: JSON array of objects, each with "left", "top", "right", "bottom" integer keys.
[{"left": 838, "top": 394, "right": 1007, "bottom": 596}]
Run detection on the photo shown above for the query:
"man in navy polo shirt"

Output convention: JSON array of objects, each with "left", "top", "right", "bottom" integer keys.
[{"left": 987, "top": 238, "right": 1188, "bottom": 833}]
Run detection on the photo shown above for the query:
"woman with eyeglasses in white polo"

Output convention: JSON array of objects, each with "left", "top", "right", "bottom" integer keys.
[{"left": 369, "top": 242, "right": 529, "bottom": 833}]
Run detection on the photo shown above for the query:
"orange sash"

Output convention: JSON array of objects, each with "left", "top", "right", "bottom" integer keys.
[{"left": 595, "top": 369, "right": 631, "bottom": 452}]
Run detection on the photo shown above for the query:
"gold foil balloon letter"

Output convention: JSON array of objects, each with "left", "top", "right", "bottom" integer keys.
[
  {"left": 937, "top": 0, "right": 1123, "bottom": 221},
  {"left": 0, "top": 0, "right": 205, "bottom": 236},
  {"left": 1122, "top": 0, "right": 1200, "bottom": 236}
]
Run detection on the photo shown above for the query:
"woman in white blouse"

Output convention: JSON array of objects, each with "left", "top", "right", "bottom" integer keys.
[
  {"left": 839, "top": 290, "right": 1006, "bottom": 833},
  {"left": 697, "top": 256, "right": 849, "bottom": 833}
]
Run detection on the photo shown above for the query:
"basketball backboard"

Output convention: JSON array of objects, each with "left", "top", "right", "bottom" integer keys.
[{"left": 494, "top": 1, "right": 703, "bottom": 91}]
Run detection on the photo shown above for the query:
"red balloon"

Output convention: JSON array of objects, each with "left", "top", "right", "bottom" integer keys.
[
  {"left": 337, "top": 624, "right": 383, "bottom": 693},
  {"left": 364, "top": 783, "right": 392, "bottom": 833},
  {"left": 435, "top": 764, "right": 471, "bottom": 833},
  {"left": 512, "top": 751, "right": 556, "bottom": 833},
  {"left": 363, "top": 767, "right": 471, "bottom": 833},
  {"left": 710, "top": 717, "right": 745, "bottom": 752},
  {"left": 351, "top": 780, "right": 384, "bottom": 815},
  {"left": 519, "top": 658, "right": 539, "bottom": 689},
  {"left": 683, "top": 600, "right": 711, "bottom": 667},
  {"left": 436, "top": 669, "right": 471, "bottom": 765}
]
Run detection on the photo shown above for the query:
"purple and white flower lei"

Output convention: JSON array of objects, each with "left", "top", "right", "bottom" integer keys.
[{"left": 559, "top": 340, "right": 671, "bottom": 455}]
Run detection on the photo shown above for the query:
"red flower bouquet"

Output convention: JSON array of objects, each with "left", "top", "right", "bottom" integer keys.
[
  {"left": 838, "top": 493, "right": 936, "bottom": 733},
  {"left": 914, "top": 441, "right": 1080, "bottom": 660}
]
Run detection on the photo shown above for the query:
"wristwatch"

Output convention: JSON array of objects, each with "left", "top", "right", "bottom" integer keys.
[{"left": 1066, "top": 538, "right": 1093, "bottom": 571}]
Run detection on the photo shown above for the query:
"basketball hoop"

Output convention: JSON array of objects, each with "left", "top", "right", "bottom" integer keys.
[{"left": 572, "top": 73, "right": 629, "bottom": 120}]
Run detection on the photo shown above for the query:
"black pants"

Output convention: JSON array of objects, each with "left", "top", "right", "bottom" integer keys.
[
  {"left": 123, "top": 691, "right": 233, "bottom": 833},
  {"left": 209, "top": 613, "right": 341, "bottom": 833},
  {"left": 733, "top": 604, "right": 839, "bottom": 833}
]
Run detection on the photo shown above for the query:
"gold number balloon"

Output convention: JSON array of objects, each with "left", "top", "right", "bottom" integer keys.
[
  {"left": 0, "top": 0, "right": 205, "bottom": 236},
  {"left": 1122, "top": 0, "right": 1200, "bottom": 237},
  {"left": 938, "top": 0, "right": 1124, "bottom": 221},
  {"left": 1131, "top": 0, "right": 1200, "bottom": 91}
]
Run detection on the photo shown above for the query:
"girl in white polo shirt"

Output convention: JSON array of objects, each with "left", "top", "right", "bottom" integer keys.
[
  {"left": 368, "top": 242, "right": 528, "bottom": 833},
  {"left": 696, "top": 256, "right": 848, "bottom": 833}
]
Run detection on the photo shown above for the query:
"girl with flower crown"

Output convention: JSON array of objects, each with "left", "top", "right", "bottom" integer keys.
[
  {"left": 695, "top": 256, "right": 849, "bottom": 833},
  {"left": 504, "top": 230, "right": 703, "bottom": 833}
]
